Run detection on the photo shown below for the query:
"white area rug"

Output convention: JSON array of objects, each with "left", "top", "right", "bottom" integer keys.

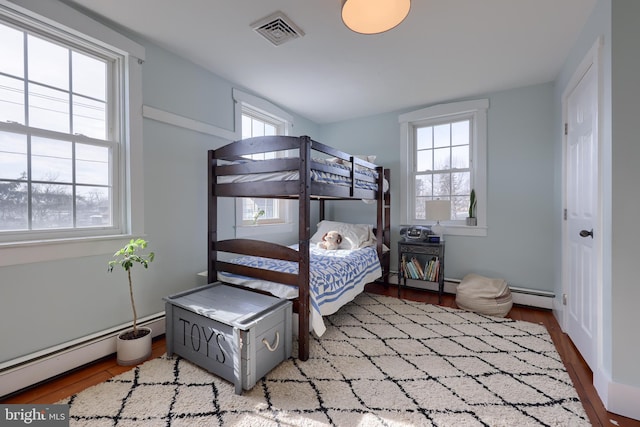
[{"left": 58, "top": 293, "right": 589, "bottom": 426}]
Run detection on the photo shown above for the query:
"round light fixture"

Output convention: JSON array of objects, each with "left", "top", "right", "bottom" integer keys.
[{"left": 341, "top": 0, "right": 411, "bottom": 35}]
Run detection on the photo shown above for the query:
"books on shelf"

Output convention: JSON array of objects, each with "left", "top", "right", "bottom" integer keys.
[{"left": 401, "top": 254, "right": 440, "bottom": 282}]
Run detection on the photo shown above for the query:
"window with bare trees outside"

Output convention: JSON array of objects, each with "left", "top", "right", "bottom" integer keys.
[
  {"left": 232, "top": 89, "right": 295, "bottom": 238},
  {"left": 0, "top": 3, "right": 143, "bottom": 254},
  {"left": 399, "top": 99, "right": 488, "bottom": 236}
]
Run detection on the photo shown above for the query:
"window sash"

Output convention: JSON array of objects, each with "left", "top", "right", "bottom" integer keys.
[
  {"left": 0, "top": 11, "right": 124, "bottom": 242},
  {"left": 399, "top": 99, "right": 488, "bottom": 236},
  {"left": 239, "top": 107, "right": 288, "bottom": 226},
  {"left": 410, "top": 117, "right": 473, "bottom": 221}
]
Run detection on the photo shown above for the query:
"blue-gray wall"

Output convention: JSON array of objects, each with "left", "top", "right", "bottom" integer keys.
[
  {"left": 319, "top": 83, "right": 556, "bottom": 290},
  {"left": 0, "top": 17, "right": 318, "bottom": 364},
  {"left": 552, "top": 0, "right": 640, "bottom": 414}
]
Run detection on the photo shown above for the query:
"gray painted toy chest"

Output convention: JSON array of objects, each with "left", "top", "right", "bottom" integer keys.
[{"left": 164, "top": 282, "right": 292, "bottom": 394}]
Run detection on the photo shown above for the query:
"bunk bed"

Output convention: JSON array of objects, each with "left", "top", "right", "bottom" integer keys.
[{"left": 208, "top": 135, "right": 391, "bottom": 361}]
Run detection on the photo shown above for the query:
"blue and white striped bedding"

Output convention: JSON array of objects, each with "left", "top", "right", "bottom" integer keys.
[
  {"left": 218, "top": 244, "right": 382, "bottom": 336},
  {"left": 217, "top": 158, "right": 384, "bottom": 192}
]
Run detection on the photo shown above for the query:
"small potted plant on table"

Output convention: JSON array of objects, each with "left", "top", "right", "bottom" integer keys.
[
  {"left": 466, "top": 189, "right": 477, "bottom": 226},
  {"left": 108, "top": 238, "right": 155, "bottom": 365}
]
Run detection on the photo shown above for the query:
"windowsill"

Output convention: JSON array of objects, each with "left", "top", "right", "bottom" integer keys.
[
  {"left": 442, "top": 224, "right": 487, "bottom": 237},
  {"left": 235, "top": 222, "right": 296, "bottom": 238},
  {"left": 0, "top": 234, "right": 138, "bottom": 267}
]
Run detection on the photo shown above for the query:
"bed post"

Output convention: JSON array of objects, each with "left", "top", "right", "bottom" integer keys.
[
  {"left": 383, "top": 169, "right": 391, "bottom": 282},
  {"left": 208, "top": 150, "right": 217, "bottom": 285},
  {"left": 298, "top": 136, "right": 312, "bottom": 361}
]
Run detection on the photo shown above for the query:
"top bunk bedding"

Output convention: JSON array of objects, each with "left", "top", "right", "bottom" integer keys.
[
  {"left": 217, "top": 157, "right": 386, "bottom": 193},
  {"left": 210, "top": 135, "right": 387, "bottom": 200}
]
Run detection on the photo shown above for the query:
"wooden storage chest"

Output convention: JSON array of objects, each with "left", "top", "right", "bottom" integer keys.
[{"left": 164, "top": 282, "right": 292, "bottom": 394}]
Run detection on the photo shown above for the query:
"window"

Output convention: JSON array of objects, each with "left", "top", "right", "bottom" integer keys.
[
  {"left": 232, "top": 89, "right": 294, "bottom": 236},
  {"left": 0, "top": 1, "right": 144, "bottom": 265},
  {"left": 239, "top": 107, "right": 287, "bottom": 226},
  {"left": 399, "top": 99, "right": 488, "bottom": 236}
]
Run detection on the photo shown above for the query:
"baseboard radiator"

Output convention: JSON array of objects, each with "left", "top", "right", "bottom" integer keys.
[
  {"left": 388, "top": 274, "right": 555, "bottom": 310},
  {"left": 0, "top": 312, "right": 166, "bottom": 399}
]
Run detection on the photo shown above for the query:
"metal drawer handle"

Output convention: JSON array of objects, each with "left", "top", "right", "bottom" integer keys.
[{"left": 262, "top": 331, "right": 280, "bottom": 352}]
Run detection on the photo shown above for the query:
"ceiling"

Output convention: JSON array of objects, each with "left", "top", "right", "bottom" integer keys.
[{"left": 65, "top": 0, "right": 596, "bottom": 124}]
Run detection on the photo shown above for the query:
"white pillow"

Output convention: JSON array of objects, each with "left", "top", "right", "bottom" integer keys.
[{"left": 310, "top": 220, "right": 375, "bottom": 250}]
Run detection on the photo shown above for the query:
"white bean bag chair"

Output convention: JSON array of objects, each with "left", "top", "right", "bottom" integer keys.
[{"left": 455, "top": 273, "right": 513, "bottom": 317}]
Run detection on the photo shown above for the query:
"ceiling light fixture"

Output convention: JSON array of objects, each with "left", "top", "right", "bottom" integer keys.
[{"left": 341, "top": 0, "right": 411, "bottom": 35}]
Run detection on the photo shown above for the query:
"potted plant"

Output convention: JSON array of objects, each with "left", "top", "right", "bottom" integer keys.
[
  {"left": 466, "top": 189, "right": 477, "bottom": 226},
  {"left": 108, "top": 238, "right": 155, "bottom": 365}
]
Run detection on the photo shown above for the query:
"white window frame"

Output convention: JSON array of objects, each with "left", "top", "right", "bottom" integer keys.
[
  {"left": 232, "top": 89, "right": 294, "bottom": 238},
  {"left": 0, "top": 0, "right": 145, "bottom": 266},
  {"left": 399, "top": 99, "right": 488, "bottom": 237}
]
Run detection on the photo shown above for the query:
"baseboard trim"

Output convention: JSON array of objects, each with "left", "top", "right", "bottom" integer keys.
[
  {"left": 594, "top": 368, "right": 640, "bottom": 421},
  {"left": 387, "top": 275, "right": 554, "bottom": 310},
  {"left": 0, "top": 313, "right": 166, "bottom": 398}
]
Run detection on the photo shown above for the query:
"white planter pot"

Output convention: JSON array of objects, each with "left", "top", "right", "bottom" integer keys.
[{"left": 116, "top": 326, "right": 152, "bottom": 366}]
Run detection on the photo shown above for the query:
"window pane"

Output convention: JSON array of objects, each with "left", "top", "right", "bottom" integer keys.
[
  {"left": 264, "top": 123, "right": 276, "bottom": 136},
  {"left": 433, "top": 124, "right": 450, "bottom": 148},
  {"left": 433, "top": 147, "right": 450, "bottom": 170},
  {"left": 415, "top": 197, "right": 428, "bottom": 220},
  {"left": 0, "top": 75, "right": 25, "bottom": 124},
  {"left": 72, "top": 52, "right": 106, "bottom": 100},
  {"left": 416, "top": 126, "right": 432, "bottom": 150},
  {"left": 27, "top": 35, "right": 69, "bottom": 90},
  {"left": 0, "top": 180, "right": 27, "bottom": 230},
  {"left": 241, "top": 115, "right": 251, "bottom": 139},
  {"left": 242, "top": 198, "right": 275, "bottom": 221},
  {"left": 451, "top": 145, "right": 469, "bottom": 169},
  {"left": 451, "top": 195, "right": 469, "bottom": 220},
  {"left": 0, "top": 23, "right": 24, "bottom": 78},
  {"left": 76, "top": 186, "right": 110, "bottom": 226},
  {"left": 433, "top": 173, "right": 451, "bottom": 197},
  {"left": 416, "top": 149, "right": 432, "bottom": 172},
  {"left": 31, "top": 137, "right": 72, "bottom": 182},
  {"left": 452, "top": 172, "right": 470, "bottom": 195},
  {"left": 76, "top": 143, "right": 109, "bottom": 185},
  {"left": 240, "top": 110, "right": 285, "bottom": 225},
  {"left": 0, "top": 132, "right": 27, "bottom": 180},
  {"left": 251, "top": 117, "right": 264, "bottom": 137},
  {"left": 32, "top": 183, "right": 73, "bottom": 229},
  {"left": 72, "top": 95, "right": 106, "bottom": 138},
  {"left": 28, "top": 83, "right": 70, "bottom": 133},
  {"left": 415, "top": 175, "right": 432, "bottom": 197},
  {"left": 452, "top": 120, "right": 469, "bottom": 146}
]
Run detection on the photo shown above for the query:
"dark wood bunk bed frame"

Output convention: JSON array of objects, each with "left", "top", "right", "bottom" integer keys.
[{"left": 207, "top": 135, "right": 390, "bottom": 361}]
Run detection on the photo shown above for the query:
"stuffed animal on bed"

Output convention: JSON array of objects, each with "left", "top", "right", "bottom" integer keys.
[{"left": 317, "top": 231, "right": 343, "bottom": 250}]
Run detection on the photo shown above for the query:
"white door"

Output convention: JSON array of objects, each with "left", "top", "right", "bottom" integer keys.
[{"left": 564, "top": 54, "right": 599, "bottom": 371}]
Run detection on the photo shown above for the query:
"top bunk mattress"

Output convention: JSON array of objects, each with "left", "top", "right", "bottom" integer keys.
[{"left": 217, "top": 157, "right": 388, "bottom": 193}]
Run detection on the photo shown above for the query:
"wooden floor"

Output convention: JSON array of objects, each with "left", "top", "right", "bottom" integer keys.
[{"left": 2, "top": 285, "right": 639, "bottom": 427}]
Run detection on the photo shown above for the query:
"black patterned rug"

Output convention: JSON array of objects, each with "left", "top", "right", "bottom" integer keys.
[{"left": 57, "top": 293, "right": 589, "bottom": 426}]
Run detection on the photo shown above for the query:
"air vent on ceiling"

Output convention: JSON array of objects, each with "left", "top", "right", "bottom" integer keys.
[{"left": 251, "top": 11, "right": 305, "bottom": 47}]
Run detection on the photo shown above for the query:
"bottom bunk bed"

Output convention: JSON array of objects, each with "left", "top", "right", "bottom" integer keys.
[{"left": 218, "top": 221, "right": 384, "bottom": 338}]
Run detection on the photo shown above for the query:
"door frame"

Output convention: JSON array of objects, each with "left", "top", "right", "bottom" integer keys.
[{"left": 560, "top": 37, "right": 603, "bottom": 363}]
